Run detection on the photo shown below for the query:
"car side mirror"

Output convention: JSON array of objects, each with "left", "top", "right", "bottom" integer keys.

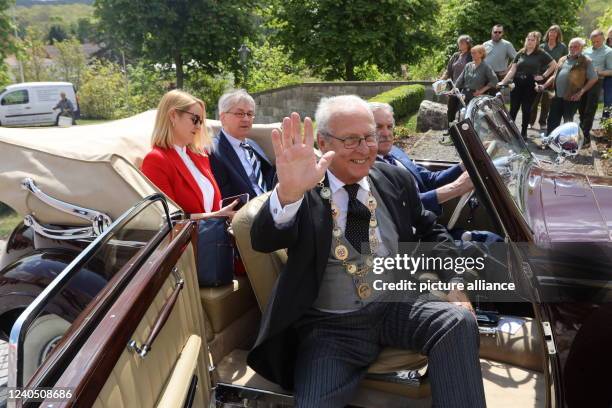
[
  {"left": 432, "top": 79, "right": 451, "bottom": 96},
  {"left": 540, "top": 122, "right": 583, "bottom": 164}
]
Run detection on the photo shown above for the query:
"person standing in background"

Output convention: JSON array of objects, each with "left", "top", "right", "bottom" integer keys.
[
  {"left": 580, "top": 30, "right": 612, "bottom": 141},
  {"left": 441, "top": 35, "right": 473, "bottom": 127},
  {"left": 530, "top": 25, "right": 567, "bottom": 130},
  {"left": 484, "top": 24, "right": 517, "bottom": 81}
]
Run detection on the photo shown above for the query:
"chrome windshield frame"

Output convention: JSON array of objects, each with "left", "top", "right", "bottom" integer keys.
[{"left": 8, "top": 193, "right": 172, "bottom": 390}]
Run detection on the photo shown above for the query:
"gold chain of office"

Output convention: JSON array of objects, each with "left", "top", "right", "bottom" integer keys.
[{"left": 318, "top": 181, "right": 379, "bottom": 299}]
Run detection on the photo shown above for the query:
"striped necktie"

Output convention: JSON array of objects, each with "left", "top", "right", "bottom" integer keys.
[
  {"left": 240, "top": 141, "right": 267, "bottom": 192},
  {"left": 383, "top": 154, "right": 397, "bottom": 166}
]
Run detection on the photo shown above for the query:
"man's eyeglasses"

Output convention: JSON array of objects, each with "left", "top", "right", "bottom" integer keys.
[
  {"left": 227, "top": 111, "right": 255, "bottom": 119},
  {"left": 176, "top": 109, "right": 203, "bottom": 126},
  {"left": 320, "top": 131, "right": 378, "bottom": 149}
]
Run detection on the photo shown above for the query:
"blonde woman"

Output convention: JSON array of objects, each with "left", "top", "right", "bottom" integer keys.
[
  {"left": 499, "top": 32, "right": 556, "bottom": 138},
  {"left": 141, "top": 90, "right": 237, "bottom": 219}
]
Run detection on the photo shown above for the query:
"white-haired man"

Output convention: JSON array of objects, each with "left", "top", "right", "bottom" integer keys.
[
  {"left": 247, "top": 95, "right": 486, "bottom": 407},
  {"left": 210, "top": 89, "right": 276, "bottom": 199},
  {"left": 541, "top": 37, "right": 598, "bottom": 135}
]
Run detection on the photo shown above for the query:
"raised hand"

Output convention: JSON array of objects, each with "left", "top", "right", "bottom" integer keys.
[{"left": 272, "top": 112, "right": 335, "bottom": 205}]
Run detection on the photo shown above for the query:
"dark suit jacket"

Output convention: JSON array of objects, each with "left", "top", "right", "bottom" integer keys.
[
  {"left": 209, "top": 130, "right": 276, "bottom": 199},
  {"left": 377, "top": 145, "right": 463, "bottom": 215},
  {"left": 246, "top": 163, "right": 455, "bottom": 390}
]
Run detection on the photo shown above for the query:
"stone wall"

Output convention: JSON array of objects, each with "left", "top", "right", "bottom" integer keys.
[{"left": 249, "top": 81, "right": 437, "bottom": 124}]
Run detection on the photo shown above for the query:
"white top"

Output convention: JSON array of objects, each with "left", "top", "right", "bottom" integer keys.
[
  {"left": 174, "top": 145, "right": 215, "bottom": 212},
  {"left": 224, "top": 130, "right": 265, "bottom": 195},
  {"left": 269, "top": 170, "right": 389, "bottom": 256}
]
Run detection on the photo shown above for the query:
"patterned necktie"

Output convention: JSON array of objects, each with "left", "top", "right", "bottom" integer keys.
[
  {"left": 343, "top": 184, "right": 371, "bottom": 254},
  {"left": 383, "top": 154, "right": 397, "bottom": 166},
  {"left": 240, "top": 141, "right": 267, "bottom": 192}
]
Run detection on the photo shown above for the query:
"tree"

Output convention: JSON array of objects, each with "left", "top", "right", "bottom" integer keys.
[
  {"left": 21, "top": 27, "right": 51, "bottom": 82},
  {"left": 0, "top": 0, "right": 17, "bottom": 86},
  {"left": 438, "top": 0, "right": 586, "bottom": 51},
  {"left": 52, "top": 38, "right": 87, "bottom": 89},
  {"left": 47, "top": 24, "right": 68, "bottom": 44},
  {"left": 597, "top": 6, "right": 612, "bottom": 32},
  {"left": 94, "top": 0, "right": 257, "bottom": 88},
  {"left": 271, "top": 0, "right": 438, "bottom": 81}
]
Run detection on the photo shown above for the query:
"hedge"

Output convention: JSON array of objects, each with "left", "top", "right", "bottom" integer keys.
[{"left": 368, "top": 84, "right": 425, "bottom": 120}]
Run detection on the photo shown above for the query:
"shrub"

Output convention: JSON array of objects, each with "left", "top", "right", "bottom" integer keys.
[
  {"left": 369, "top": 84, "right": 425, "bottom": 120},
  {"left": 78, "top": 59, "right": 126, "bottom": 119}
]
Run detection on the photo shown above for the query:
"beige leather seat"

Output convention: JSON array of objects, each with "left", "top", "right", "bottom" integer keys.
[
  {"left": 232, "top": 194, "right": 429, "bottom": 393},
  {"left": 199, "top": 276, "right": 256, "bottom": 334}
]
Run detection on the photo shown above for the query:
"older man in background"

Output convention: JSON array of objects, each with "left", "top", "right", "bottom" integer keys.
[
  {"left": 210, "top": 89, "right": 276, "bottom": 199},
  {"left": 541, "top": 37, "right": 598, "bottom": 136},
  {"left": 580, "top": 30, "right": 612, "bottom": 141}
]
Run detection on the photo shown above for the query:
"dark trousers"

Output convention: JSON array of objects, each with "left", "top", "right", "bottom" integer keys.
[
  {"left": 529, "top": 90, "right": 551, "bottom": 127},
  {"left": 547, "top": 96, "right": 580, "bottom": 134},
  {"left": 509, "top": 76, "right": 537, "bottom": 137},
  {"left": 293, "top": 296, "right": 486, "bottom": 408},
  {"left": 579, "top": 79, "right": 603, "bottom": 140},
  {"left": 447, "top": 91, "right": 474, "bottom": 124},
  {"left": 604, "top": 77, "right": 612, "bottom": 119}
]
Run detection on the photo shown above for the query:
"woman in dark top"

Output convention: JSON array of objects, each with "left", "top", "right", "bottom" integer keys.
[
  {"left": 441, "top": 35, "right": 473, "bottom": 125},
  {"left": 530, "top": 25, "right": 568, "bottom": 129},
  {"left": 499, "top": 31, "right": 556, "bottom": 138},
  {"left": 455, "top": 44, "right": 498, "bottom": 105}
]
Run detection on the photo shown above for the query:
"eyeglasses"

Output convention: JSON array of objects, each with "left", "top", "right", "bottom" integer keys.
[
  {"left": 227, "top": 111, "right": 255, "bottom": 119},
  {"left": 493, "top": 31, "right": 503, "bottom": 34},
  {"left": 320, "top": 131, "right": 378, "bottom": 149},
  {"left": 176, "top": 109, "right": 203, "bottom": 126}
]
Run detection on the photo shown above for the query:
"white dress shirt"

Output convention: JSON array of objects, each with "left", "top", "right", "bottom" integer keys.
[
  {"left": 269, "top": 170, "right": 389, "bottom": 256},
  {"left": 224, "top": 130, "right": 265, "bottom": 195},
  {"left": 174, "top": 145, "right": 215, "bottom": 212}
]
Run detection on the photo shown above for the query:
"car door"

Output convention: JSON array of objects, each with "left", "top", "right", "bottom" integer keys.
[
  {"left": 450, "top": 101, "right": 612, "bottom": 408},
  {"left": 7, "top": 195, "right": 213, "bottom": 407},
  {"left": 1, "top": 89, "right": 33, "bottom": 126}
]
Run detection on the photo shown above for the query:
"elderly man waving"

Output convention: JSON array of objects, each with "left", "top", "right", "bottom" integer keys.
[{"left": 247, "top": 95, "right": 486, "bottom": 408}]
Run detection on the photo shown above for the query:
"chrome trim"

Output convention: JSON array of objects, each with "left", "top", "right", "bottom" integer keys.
[
  {"left": 21, "top": 177, "right": 113, "bottom": 238},
  {"left": 8, "top": 193, "right": 172, "bottom": 389},
  {"left": 23, "top": 214, "right": 96, "bottom": 240}
]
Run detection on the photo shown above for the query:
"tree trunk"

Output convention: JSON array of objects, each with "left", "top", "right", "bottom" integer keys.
[
  {"left": 345, "top": 57, "right": 356, "bottom": 81},
  {"left": 174, "top": 52, "right": 184, "bottom": 89}
]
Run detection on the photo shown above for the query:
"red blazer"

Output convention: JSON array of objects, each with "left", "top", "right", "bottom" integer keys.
[{"left": 141, "top": 146, "right": 222, "bottom": 214}]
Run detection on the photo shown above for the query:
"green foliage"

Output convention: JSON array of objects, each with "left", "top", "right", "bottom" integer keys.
[
  {"left": 15, "top": 4, "right": 95, "bottom": 38},
  {"left": 18, "top": 27, "right": 51, "bottom": 82},
  {"left": 581, "top": 0, "right": 610, "bottom": 35},
  {"left": 47, "top": 24, "right": 68, "bottom": 43},
  {"left": 271, "top": 0, "right": 438, "bottom": 80},
  {"left": 1, "top": 0, "right": 18, "bottom": 81},
  {"left": 369, "top": 85, "right": 426, "bottom": 120},
  {"left": 52, "top": 37, "right": 87, "bottom": 88},
  {"left": 438, "top": 0, "right": 585, "bottom": 49},
  {"left": 407, "top": 52, "right": 447, "bottom": 80},
  {"left": 78, "top": 59, "right": 126, "bottom": 119},
  {"left": 353, "top": 63, "right": 399, "bottom": 81},
  {"left": 183, "top": 68, "right": 232, "bottom": 116},
  {"left": 243, "top": 40, "right": 314, "bottom": 92},
  {"left": 597, "top": 6, "right": 612, "bottom": 32},
  {"left": 94, "top": 0, "right": 257, "bottom": 88}
]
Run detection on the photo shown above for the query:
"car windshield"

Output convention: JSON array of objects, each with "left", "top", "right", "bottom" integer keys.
[{"left": 464, "top": 96, "right": 534, "bottom": 214}]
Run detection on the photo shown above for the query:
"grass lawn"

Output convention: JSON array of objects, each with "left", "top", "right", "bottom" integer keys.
[{"left": 0, "top": 212, "right": 21, "bottom": 240}]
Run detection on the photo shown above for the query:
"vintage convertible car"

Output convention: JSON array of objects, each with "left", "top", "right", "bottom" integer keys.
[{"left": 0, "top": 94, "right": 610, "bottom": 408}]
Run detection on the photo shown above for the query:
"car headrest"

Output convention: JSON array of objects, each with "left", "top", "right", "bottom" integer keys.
[{"left": 231, "top": 193, "right": 287, "bottom": 311}]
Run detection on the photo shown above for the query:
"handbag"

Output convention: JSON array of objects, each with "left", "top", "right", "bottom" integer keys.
[{"left": 196, "top": 217, "right": 235, "bottom": 287}]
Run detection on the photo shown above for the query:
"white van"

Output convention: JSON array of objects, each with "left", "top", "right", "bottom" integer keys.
[{"left": 0, "top": 82, "right": 78, "bottom": 127}]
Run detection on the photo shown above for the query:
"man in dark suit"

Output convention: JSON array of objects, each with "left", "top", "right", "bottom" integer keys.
[
  {"left": 247, "top": 95, "right": 486, "bottom": 407},
  {"left": 210, "top": 89, "right": 276, "bottom": 199},
  {"left": 370, "top": 102, "right": 473, "bottom": 216}
]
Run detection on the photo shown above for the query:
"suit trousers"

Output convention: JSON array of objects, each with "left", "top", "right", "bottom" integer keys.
[
  {"left": 547, "top": 96, "right": 580, "bottom": 135},
  {"left": 579, "top": 79, "right": 603, "bottom": 140},
  {"left": 293, "top": 295, "right": 486, "bottom": 408}
]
